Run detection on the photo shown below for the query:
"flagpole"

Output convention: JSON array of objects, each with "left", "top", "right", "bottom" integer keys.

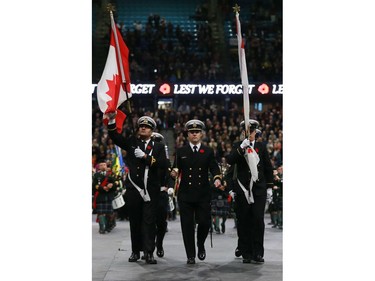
[
  {"left": 234, "top": 4, "right": 251, "bottom": 138},
  {"left": 234, "top": 4, "right": 255, "bottom": 176},
  {"left": 107, "top": 5, "right": 132, "bottom": 115}
]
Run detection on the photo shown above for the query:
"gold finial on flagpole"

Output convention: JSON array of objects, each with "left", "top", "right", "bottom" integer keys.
[
  {"left": 106, "top": 3, "right": 116, "bottom": 13},
  {"left": 233, "top": 4, "right": 240, "bottom": 13}
]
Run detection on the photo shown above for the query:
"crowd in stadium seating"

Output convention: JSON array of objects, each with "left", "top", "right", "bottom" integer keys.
[
  {"left": 112, "top": 0, "right": 282, "bottom": 84},
  {"left": 224, "top": 0, "right": 283, "bottom": 82},
  {"left": 119, "top": 16, "right": 223, "bottom": 84}
]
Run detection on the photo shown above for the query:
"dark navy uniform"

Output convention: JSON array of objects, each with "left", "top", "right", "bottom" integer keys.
[
  {"left": 173, "top": 119, "right": 222, "bottom": 264},
  {"left": 226, "top": 119, "right": 273, "bottom": 263},
  {"left": 151, "top": 132, "right": 171, "bottom": 258},
  {"left": 108, "top": 116, "right": 168, "bottom": 264}
]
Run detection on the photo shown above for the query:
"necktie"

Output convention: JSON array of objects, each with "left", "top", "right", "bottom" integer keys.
[
  {"left": 193, "top": 145, "right": 198, "bottom": 153},
  {"left": 142, "top": 140, "right": 146, "bottom": 151},
  {"left": 249, "top": 142, "right": 253, "bottom": 147}
]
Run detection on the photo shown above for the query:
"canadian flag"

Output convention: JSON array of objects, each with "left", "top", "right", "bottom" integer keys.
[{"left": 97, "top": 13, "right": 131, "bottom": 133}]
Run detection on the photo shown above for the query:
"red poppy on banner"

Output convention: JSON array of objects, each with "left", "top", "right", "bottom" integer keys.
[
  {"left": 97, "top": 12, "right": 131, "bottom": 133},
  {"left": 258, "top": 83, "right": 270, "bottom": 94}
]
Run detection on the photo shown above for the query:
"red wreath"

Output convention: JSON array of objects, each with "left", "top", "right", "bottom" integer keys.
[
  {"left": 147, "top": 145, "right": 152, "bottom": 150},
  {"left": 199, "top": 149, "right": 204, "bottom": 153}
]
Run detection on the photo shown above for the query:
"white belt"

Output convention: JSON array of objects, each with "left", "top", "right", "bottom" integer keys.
[
  {"left": 239, "top": 146, "right": 260, "bottom": 204},
  {"left": 128, "top": 173, "right": 150, "bottom": 202},
  {"left": 237, "top": 179, "right": 254, "bottom": 205},
  {"left": 127, "top": 146, "right": 153, "bottom": 202}
]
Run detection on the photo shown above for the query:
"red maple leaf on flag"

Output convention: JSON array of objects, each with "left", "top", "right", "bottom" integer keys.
[
  {"left": 96, "top": 14, "right": 131, "bottom": 133},
  {"left": 105, "top": 74, "right": 122, "bottom": 112}
]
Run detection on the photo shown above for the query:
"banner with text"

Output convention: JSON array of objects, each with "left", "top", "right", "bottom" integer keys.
[{"left": 93, "top": 83, "right": 283, "bottom": 96}]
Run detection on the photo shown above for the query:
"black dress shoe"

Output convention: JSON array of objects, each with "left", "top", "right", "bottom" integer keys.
[
  {"left": 242, "top": 253, "right": 252, "bottom": 263},
  {"left": 128, "top": 252, "right": 140, "bottom": 262},
  {"left": 197, "top": 248, "right": 206, "bottom": 261},
  {"left": 187, "top": 257, "right": 196, "bottom": 264},
  {"left": 251, "top": 255, "right": 264, "bottom": 264},
  {"left": 156, "top": 247, "right": 164, "bottom": 257},
  {"left": 235, "top": 247, "right": 242, "bottom": 257},
  {"left": 145, "top": 253, "right": 157, "bottom": 264},
  {"left": 221, "top": 222, "right": 226, "bottom": 233}
]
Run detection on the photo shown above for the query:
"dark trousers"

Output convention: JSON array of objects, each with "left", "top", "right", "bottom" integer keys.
[
  {"left": 156, "top": 193, "right": 168, "bottom": 248},
  {"left": 125, "top": 188, "right": 158, "bottom": 254},
  {"left": 235, "top": 192, "right": 267, "bottom": 258},
  {"left": 178, "top": 200, "right": 211, "bottom": 259}
]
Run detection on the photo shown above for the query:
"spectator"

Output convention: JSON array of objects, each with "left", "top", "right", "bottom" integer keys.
[
  {"left": 92, "top": 160, "right": 116, "bottom": 234},
  {"left": 270, "top": 165, "right": 283, "bottom": 229}
]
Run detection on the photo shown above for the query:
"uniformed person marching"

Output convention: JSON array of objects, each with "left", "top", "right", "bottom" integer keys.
[
  {"left": 107, "top": 113, "right": 168, "bottom": 264},
  {"left": 150, "top": 132, "right": 174, "bottom": 258},
  {"left": 171, "top": 119, "right": 223, "bottom": 264},
  {"left": 226, "top": 119, "right": 274, "bottom": 264}
]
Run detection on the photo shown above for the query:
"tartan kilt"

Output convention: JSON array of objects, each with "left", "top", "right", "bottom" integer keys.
[
  {"left": 96, "top": 201, "right": 113, "bottom": 214},
  {"left": 211, "top": 198, "right": 230, "bottom": 217}
]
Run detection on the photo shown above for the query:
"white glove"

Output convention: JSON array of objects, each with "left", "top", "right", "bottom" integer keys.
[
  {"left": 134, "top": 147, "right": 146, "bottom": 158},
  {"left": 240, "top": 138, "right": 251, "bottom": 149},
  {"left": 106, "top": 111, "right": 117, "bottom": 125},
  {"left": 107, "top": 111, "right": 116, "bottom": 120},
  {"left": 167, "top": 188, "right": 174, "bottom": 196},
  {"left": 229, "top": 190, "right": 236, "bottom": 199}
]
